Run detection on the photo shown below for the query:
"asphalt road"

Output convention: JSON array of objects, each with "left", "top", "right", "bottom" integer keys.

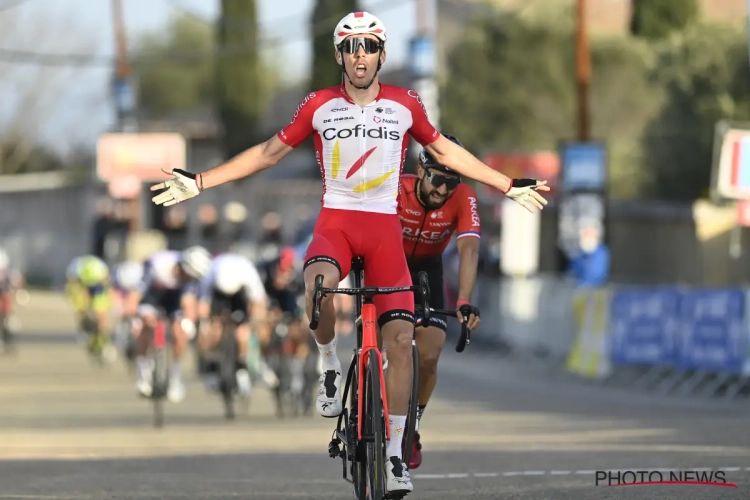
[{"left": 1, "top": 331, "right": 749, "bottom": 500}]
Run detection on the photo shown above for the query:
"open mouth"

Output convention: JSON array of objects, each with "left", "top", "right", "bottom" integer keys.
[{"left": 354, "top": 63, "right": 367, "bottom": 78}]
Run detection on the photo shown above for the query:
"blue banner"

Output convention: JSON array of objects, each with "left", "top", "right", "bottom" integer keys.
[
  {"left": 607, "top": 287, "right": 750, "bottom": 375},
  {"left": 678, "top": 289, "right": 747, "bottom": 373},
  {"left": 609, "top": 288, "right": 681, "bottom": 366},
  {"left": 560, "top": 142, "right": 607, "bottom": 192},
  {"left": 408, "top": 36, "right": 436, "bottom": 79}
]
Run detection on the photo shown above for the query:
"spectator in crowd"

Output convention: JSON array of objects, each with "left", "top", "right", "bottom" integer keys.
[
  {"left": 198, "top": 204, "right": 219, "bottom": 252},
  {"left": 223, "top": 201, "right": 251, "bottom": 248},
  {"left": 568, "top": 219, "right": 610, "bottom": 288},
  {"left": 163, "top": 206, "right": 188, "bottom": 250},
  {"left": 91, "top": 197, "right": 115, "bottom": 259}
]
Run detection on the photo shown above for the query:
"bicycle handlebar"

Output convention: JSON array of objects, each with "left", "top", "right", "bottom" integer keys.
[
  {"left": 309, "top": 271, "right": 431, "bottom": 330},
  {"left": 415, "top": 307, "right": 472, "bottom": 353}
]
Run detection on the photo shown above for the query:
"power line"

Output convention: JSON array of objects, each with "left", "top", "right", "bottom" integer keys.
[{"left": 0, "top": 0, "right": 411, "bottom": 67}]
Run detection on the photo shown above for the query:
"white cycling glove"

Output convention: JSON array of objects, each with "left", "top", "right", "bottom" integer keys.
[
  {"left": 150, "top": 168, "right": 202, "bottom": 207},
  {"left": 505, "top": 179, "right": 549, "bottom": 212}
]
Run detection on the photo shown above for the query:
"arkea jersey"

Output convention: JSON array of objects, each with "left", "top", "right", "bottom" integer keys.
[
  {"left": 277, "top": 84, "right": 440, "bottom": 214},
  {"left": 399, "top": 174, "right": 481, "bottom": 259}
]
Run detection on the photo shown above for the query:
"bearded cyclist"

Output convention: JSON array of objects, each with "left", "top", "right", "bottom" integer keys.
[
  {"left": 150, "top": 10, "right": 549, "bottom": 495},
  {"left": 398, "top": 134, "right": 483, "bottom": 469}
]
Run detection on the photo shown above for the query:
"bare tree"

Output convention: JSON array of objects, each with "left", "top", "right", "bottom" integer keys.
[{"left": 0, "top": 6, "right": 102, "bottom": 174}]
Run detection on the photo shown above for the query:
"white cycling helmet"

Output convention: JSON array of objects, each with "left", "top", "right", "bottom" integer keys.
[
  {"left": 180, "top": 246, "right": 212, "bottom": 279},
  {"left": 116, "top": 261, "right": 143, "bottom": 290},
  {"left": 0, "top": 248, "right": 8, "bottom": 270},
  {"left": 214, "top": 262, "right": 244, "bottom": 295},
  {"left": 333, "top": 11, "right": 387, "bottom": 49}
]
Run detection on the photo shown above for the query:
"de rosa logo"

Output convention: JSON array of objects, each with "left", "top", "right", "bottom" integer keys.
[{"left": 595, "top": 469, "right": 736, "bottom": 488}]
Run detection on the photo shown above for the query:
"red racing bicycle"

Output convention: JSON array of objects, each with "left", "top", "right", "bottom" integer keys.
[{"left": 310, "top": 257, "right": 430, "bottom": 500}]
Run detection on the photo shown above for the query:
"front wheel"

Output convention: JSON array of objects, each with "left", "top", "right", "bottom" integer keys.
[
  {"left": 219, "top": 317, "right": 238, "bottom": 420},
  {"left": 403, "top": 342, "right": 419, "bottom": 469},
  {"left": 152, "top": 347, "right": 168, "bottom": 428},
  {"left": 362, "top": 349, "right": 385, "bottom": 500}
]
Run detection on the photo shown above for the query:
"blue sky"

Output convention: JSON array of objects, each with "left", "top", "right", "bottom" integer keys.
[{"left": 0, "top": 0, "right": 416, "bottom": 153}]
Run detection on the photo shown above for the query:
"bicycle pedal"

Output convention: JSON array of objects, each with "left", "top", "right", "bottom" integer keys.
[{"left": 328, "top": 438, "right": 342, "bottom": 459}]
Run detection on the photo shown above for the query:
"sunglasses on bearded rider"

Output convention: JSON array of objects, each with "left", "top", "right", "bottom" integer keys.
[
  {"left": 340, "top": 37, "right": 383, "bottom": 54},
  {"left": 425, "top": 170, "right": 461, "bottom": 190}
]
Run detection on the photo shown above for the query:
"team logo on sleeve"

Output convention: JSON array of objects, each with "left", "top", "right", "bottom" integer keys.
[
  {"left": 407, "top": 89, "right": 428, "bottom": 116},
  {"left": 290, "top": 92, "right": 316, "bottom": 124}
]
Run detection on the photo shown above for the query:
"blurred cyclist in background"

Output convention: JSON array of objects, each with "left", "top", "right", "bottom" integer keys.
[
  {"left": 112, "top": 260, "right": 144, "bottom": 365},
  {"left": 262, "top": 246, "right": 319, "bottom": 415},
  {"left": 0, "top": 247, "right": 25, "bottom": 350},
  {"left": 197, "top": 252, "right": 269, "bottom": 397},
  {"left": 126, "top": 246, "right": 212, "bottom": 402},
  {"left": 64, "top": 254, "right": 116, "bottom": 360}
]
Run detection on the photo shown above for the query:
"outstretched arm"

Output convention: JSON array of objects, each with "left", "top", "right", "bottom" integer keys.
[
  {"left": 425, "top": 135, "right": 512, "bottom": 193},
  {"left": 200, "top": 136, "right": 293, "bottom": 190}
]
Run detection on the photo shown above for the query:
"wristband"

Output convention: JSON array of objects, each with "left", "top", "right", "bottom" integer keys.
[
  {"left": 197, "top": 173, "right": 205, "bottom": 192},
  {"left": 456, "top": 300, "right": 470, "bottom": 308}
]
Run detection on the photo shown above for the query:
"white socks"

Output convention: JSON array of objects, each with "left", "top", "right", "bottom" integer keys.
[
  {"left": 170, "top": 360, "right": 182, "bottom": 380},
  {"left": 386, "top": 415, "right": 407, "bottom": 459},
  {"left": 316, "top": 337, "right": 340, "bottom": 371}
]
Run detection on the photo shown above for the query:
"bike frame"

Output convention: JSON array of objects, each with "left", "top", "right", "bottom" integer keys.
[
  {"left": 310, "top": 258, "right": 431, "bottom": 440},
  {"left": 357, "top": 298, "right": 389, "bottom": 440},
  {"left": 153, "top": 317, "right": 167, "bottom": 350}
]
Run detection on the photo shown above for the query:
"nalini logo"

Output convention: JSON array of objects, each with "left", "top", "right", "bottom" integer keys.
[
  {"left": 373, "top": 116, "right": 398, "bottom": 125},
  {"left": 595, "top": 469, "right": 736, "bottom": 488}
]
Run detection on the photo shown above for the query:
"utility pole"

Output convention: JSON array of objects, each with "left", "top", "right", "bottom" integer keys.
[
  {"left": 416, "top": 0, "right": 429, "bottom": 36},
  {"left": 575, "top": 0, "right": 591, "bottom": 141},
  {"left": 410, "top": 0, "right": 439, "bottom": 161},
  {"left": 110, "top": 0, "right": 141, "bottom": 234}
]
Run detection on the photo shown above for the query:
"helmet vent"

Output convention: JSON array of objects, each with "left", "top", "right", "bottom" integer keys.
[
  {"left": 343, "top": 24, "right": 352, "bottom": 29},
  {"left": 369, "top": 22, "right": 377, "bottom": 27}
]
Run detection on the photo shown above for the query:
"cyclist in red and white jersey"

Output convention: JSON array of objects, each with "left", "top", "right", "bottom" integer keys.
[
  {"left": 150, "top": 11, "right": 549, "bottom": 494},
  {"left": 399, "top": 134, "right": 482, "bottom": 470}
]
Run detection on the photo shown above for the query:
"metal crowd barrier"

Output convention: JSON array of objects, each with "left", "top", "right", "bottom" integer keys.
[
  {"left": 564, "top": 286, "right": 750, "bottom": 401},
  {"left": 455, "top": 276, "right": 750, "bottom": 402}
]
